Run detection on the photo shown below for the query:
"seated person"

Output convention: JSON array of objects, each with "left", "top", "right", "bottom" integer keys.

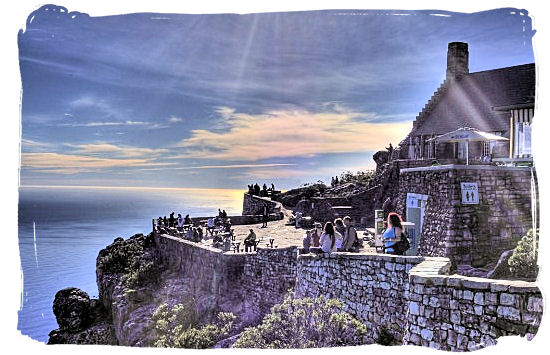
[
  {"left": 185, "top": 228, "right": 194, "bottom": 240},
  {"left": 244, "top": 229, "right": 257, "bottom": 252},
  {"left": 206, "top": 218, "right": 216, "bottom": 236},
  {"left": 302, "top": 231, "right": 312, "bottom": 253},
  {"left": 309, "top": 222, "right": 322, "bottom": 247},
  {"left": 197, "top": 227, "right": 203, "bottom": 241},
  {"left": 192, "top": 227, "right": 201, "bottom": 242},
  {"left": 184, "top": 214, "right": 192, "bottom": 225},
  {"left": 224, "top": 220, "right": 232, "bottom": 233},
  {"left": 295, "top": 212, "right": 303, "bottom": 228},
  {"left": 176, "top": 214, "right": 184, "bottom": 230}
]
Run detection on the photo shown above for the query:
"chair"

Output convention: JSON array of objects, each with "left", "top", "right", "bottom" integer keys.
[
  {"left": 232, "top": 242, "right": 241, "bottom": 253},
  {"left": 374, "top": 234, "right": 385, "bottom": 253}
]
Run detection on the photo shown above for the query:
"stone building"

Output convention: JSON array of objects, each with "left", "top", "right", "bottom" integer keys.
[
  {"left": 398, "top": 42, "right": 535, "bottom": 165},
  {"left": 387, "top": 42, "right": 537, "bottom": 268}
]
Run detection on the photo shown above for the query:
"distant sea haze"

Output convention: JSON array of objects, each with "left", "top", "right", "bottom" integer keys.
[{"left": 18, "top": 185, "right": 244, "bottom": 342}]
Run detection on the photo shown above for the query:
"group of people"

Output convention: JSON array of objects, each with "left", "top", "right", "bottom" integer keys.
[
  {"left": 157, "top": 212, "right": 192, "bottom": 229},
  {"left": 301, "top": 212, "right": 410, "bottom": 256},
  {"left": 248, "top": 182, "right": 276, "bottom": 197},
  {"left": 302, "top": 216, "right": 359, "bottom": 254}
]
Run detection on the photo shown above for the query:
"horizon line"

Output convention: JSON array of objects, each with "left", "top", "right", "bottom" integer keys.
[{"left": 19, "top": 184, "right": 250, "bottom": 192}]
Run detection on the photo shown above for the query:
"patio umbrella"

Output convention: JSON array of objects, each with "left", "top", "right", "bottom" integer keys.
[{"left": 427, "top": 127, "right": 508, "bottom": 165}]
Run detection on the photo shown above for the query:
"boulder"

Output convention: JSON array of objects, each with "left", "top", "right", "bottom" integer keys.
[{"left": 52, "top": 287, "right": 91, "bottom": 332}]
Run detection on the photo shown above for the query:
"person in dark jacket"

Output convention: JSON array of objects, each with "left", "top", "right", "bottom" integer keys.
[
  {"left": 244, "top": 229, "right": 257, "bottom": 252},
  {"left": 169, "top": 212, "right": 175, "bottom": 227},
  {"left": 261, "top": 205, "right": 268, "bottom": 228}
]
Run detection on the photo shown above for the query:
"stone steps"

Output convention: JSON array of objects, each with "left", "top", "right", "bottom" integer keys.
[{"left": 332, "top": 206, "right": 362, "bottom": 220}]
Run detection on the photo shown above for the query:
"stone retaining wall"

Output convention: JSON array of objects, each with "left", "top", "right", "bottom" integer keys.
[
  {"left": 242, "top": 193, "right": 282, "bottom": 216},
  {"left": 396, "top": 165, "right": 535, "bottom": 267},
  {"left": 405, "top": 258, "right": 543, "bottom": 351},
  {"left": 295, "top": 252, "right": 542, "bottom": 349},
  {"left": 295, "top": 252, "right": 427, "bottom": 343},
  {"left": 153, "top": 233, "right": 297, "bottom": 325},
  {"left": 153, "top": 234, "right": 247, "bottom": 298},
  {"left": 243, "top": 246, "right": 298, "bottom": 320},
  {"left": 152, "top": 234, "right": 542, "bottom": 350}
]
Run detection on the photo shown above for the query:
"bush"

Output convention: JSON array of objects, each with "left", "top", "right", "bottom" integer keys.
[
  {"left": 149, "top": 300, "right": 236, "bottom": 348},
  {"left": 508, "top": 228, "right": 539, "bottom": 280},
  {"left": 233, "top": 292, "right": 368, "bottom": 348},
  {"left": 338, "top": 170, "right": 375, "bottom": 186}
]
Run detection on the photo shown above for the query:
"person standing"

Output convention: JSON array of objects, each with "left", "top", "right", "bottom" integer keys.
[
  {"left": 184, "top": 214, "right": 192, "bottom": 225},
  {"left": 382, "top": 212, "right": 403, "bottom": 255},
  {"left": 177, "top": 214, "right": 184, "bottom": 229},
  {"left": 169, "top": 212, "right": 175, "bottom": 228},
  {"left": 333, "top": 218, "right": 345, "bottom": 251},
  {"left": 342, "top": 216, "right": 357, "bottom": 251},
  {"left": 261, "top": 205, "right": 268, "bottom": 228}
]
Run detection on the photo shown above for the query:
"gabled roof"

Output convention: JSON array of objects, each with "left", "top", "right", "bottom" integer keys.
[{"left": 411, "top": 63, "right": 535, "bottom": 136}]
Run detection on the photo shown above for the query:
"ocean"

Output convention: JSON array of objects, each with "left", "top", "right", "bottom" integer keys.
[{"left": 17, "top": 185, "right": 244, "bottom": 343}]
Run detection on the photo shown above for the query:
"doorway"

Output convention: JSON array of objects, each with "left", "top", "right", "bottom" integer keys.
[{"left": 405, "top": 193, "right": 428, "bottom": 255}]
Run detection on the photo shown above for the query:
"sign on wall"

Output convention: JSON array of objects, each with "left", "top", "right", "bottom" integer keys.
[{"left": 460, "top": 182, "right": 479, "bottom": 204}]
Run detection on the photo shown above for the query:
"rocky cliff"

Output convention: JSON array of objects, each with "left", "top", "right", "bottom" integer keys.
[{"left": 48, "top": 232, "right": 194, "bottom": 346}]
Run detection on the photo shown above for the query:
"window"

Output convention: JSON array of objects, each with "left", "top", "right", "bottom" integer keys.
[
  {"left": 482, "top": 132, "right": 501, "bottom": 157},
  {"left": 457, "top": 141, "right": 467, "bottom": 159},
  {"left": 515, "top": 122, "right": 532, "bottom": 157}
]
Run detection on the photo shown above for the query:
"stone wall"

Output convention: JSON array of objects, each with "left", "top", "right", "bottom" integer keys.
[
  {"left": 242, "top": 193, "right": 283, "bottom": 217},
  {"left": 405, "top": 258, "right": 543, "bottom": 351},
  {"left": 294, "top": 197, "right": 336, "bottom": 223},
  {"left": 295, "top": 252, "right": 427, "bottom": 343},
  {"left": 396, "top": 165, "right": 535, "bottom": 267},
  {"left": 153, "top": 234, "right": 247, "bottom": 301},
  {"left": 153, "top": 233, "right": 297, "bottom": 326},
  {"left": 295, "top": 252, "right": 542, "bottom": 349},
  {"left": 243, "top": 246, "right": 298, "bottom": 320},
  {"left": 151, "top": 234, "right": 542, "bottom": 349}
]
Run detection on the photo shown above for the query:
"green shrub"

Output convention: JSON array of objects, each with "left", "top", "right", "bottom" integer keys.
[
  {"left": 233, "top": 292, "right": 368, "bottom": 348},
  {"left": 508, "top": 228, "right": 539, "bottom": 280},
  {"left": 149, "top": 300, "right": 236, "bottom": 348},
  {"left": 338, "top": 170, "right": 375, "bottom": 186}
]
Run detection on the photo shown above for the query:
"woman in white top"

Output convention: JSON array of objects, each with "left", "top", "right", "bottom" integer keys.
[{"left": 319, "top": 222, "right": 342, "bottom": 253}]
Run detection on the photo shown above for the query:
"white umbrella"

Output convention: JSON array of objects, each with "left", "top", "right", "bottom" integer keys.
[{"left": 427, "top": 127, "right": 509, "bottom": 165}]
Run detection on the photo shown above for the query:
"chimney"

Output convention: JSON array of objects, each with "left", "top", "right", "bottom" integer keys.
[{"left": 446, "top": 42, "right": 469, "bottom": 81}]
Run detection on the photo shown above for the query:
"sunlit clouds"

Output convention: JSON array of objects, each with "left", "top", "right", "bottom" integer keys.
[
  {"left": 20, "top": 152, "right": 174, "bottom": 174},
  {"left": 175, "top": 107, "right": 412, "bottom": 161},
  {"left": 66, "top": 143, "right": 168, "bottom": 158},
  {"left": 18, "top": 8, "right": 534, "bottom": 188}
]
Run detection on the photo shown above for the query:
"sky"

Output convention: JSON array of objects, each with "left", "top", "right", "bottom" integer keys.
[{"left": 18, "top": 5, "right": 535, "bottom": 190}]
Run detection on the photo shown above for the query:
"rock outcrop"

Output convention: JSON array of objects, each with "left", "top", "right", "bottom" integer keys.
[{"left": 47, "top": 287, "right": 116, "bottom": 345}]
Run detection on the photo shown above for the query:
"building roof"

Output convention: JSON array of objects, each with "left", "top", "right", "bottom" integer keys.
[{"left": 411, "top": 63, "right": 535, "bottom": 136}]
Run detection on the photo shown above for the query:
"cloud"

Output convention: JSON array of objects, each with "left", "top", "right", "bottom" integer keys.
[
  {"left": 67, "top": 142, "right": 168, "bottom": 158},
  {"left": 168, "top": 116, "right": 183, "bottom": 123},
  {"left": 21, "top": 152, "right": 173, "bottom": 174},
  {"left": 127, "top": 163, "right": 298, "bottom": 172},
  {"left": 174, "top": 108, "right": 412, "bottom": 161},
  {"left": 57, "top": 120, "right": 149, "bottom": 127},
  {"left": 235, "top": 168, "right": 308, "bottom": 180},
  {"left": 21, "top": 138, "right": 53, "bottom": 151}
]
